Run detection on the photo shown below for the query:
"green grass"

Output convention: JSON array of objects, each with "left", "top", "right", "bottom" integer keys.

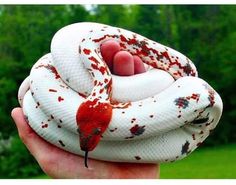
[
  {"left": 33, "top": 144, "right": 236, "bottom": 179},
  {"left": 160, "top": 144, "right": 236, "bottom": 179},
  {"left": 31, "top": 174, "right": 49, "bottom": 179}
]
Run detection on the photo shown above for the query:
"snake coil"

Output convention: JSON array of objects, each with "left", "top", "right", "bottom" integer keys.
[{"left": 18, "top": 22, "right": 223, "bottom": 165}]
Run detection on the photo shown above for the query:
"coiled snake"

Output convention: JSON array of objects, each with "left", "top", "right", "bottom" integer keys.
[{"left": 18, "top": 22, "right": 223, "bottom": 167}]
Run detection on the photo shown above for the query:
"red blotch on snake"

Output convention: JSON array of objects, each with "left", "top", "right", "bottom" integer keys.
[
  {"left": 76, "top": 100, "right": 112, "bottom": 151},
  {"left": 49, "top": 89, "right": 57, "bottom": 92},
  {"left": 58, "top": 96, "right": 64, "bottom": 102},
  {"left": 135, "top": 156, "right": 141, "bottom": 160},
  {"left": 130, "top": 124, "right": 146, "bottom": 136},
  {"left": 83, "top": 48, "right": 91, "bottom": 55}
]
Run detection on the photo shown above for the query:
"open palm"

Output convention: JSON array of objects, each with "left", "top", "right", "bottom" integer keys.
[{"left": 11, "top": 108, "right": 159, "bottom": 179}]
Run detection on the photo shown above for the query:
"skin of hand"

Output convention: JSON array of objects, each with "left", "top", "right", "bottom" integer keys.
[{"left": 11, "top": 108, "right": 160, "bottom": 179}]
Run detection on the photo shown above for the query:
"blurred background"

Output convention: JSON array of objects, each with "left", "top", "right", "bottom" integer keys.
[{"left": 0, "top": 5, "right": 235, "bottom": 179}]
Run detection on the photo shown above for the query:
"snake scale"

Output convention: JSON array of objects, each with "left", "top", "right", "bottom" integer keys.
[{"left": 18, "top": 22, "right": 223, "bottom": 167}]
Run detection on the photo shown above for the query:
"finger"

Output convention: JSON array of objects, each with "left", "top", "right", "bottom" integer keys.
[
  {"left": 101, "top": 40, "right": 120, "bottom": 71},
  {"left": 11, "top": 107, "right": 54, "bottom": 159},
  {"left": 133, "top": 55, "right": 146, "bottom": 74},
  {"left": 113, "top": 51, "right": 134, "bottom": 76}
]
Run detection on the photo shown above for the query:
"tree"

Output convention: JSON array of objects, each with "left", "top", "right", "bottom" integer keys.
[
  {"left": 0, "top": 5, "right": 90, "bottom": 178},
  {"left": 0, "top": 5, "right": 89, "bottom": 139}
]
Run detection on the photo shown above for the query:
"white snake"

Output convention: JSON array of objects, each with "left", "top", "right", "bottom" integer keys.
[{"left": 18, "top": 22, "right": 223, "bottom": 166}]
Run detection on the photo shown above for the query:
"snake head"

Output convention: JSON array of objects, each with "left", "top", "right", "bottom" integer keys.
[{"left": 76, "top": 100, "right": 112, "bottom": 152}]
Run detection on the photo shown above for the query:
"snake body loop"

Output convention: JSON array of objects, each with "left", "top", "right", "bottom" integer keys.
[{"left": 18, "top": 22, "right": 223, "bottom": 163}]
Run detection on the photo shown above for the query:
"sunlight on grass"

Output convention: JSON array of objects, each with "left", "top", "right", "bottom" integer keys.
[{"left": 160, "top": 144, "right": 236, "bottom": 179}]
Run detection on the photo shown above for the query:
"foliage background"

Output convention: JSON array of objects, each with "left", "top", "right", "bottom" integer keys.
[{"left": 0, "top": 5, "right": 235, "bottom": 178}]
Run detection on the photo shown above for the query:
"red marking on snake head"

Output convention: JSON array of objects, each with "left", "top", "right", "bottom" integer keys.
[{"left": 76, "top": 100, "right": 112, "bottom": 152}]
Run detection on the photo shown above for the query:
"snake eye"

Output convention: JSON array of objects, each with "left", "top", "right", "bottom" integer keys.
[
  {"left": 77, "top": 128, "right": 81, "bottom": 134},
  {"left": 93, "top": 128, "right": 101, "bottom": 135},
  {"left": 191, "top": 117, "right": 209, "bottom": 124}
]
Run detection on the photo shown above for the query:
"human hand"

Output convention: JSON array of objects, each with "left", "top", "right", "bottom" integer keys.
[
  {"left": 11, "top": 108, "right": 159, "bottom": 179},
  {"left": 12, "top": 40, "right": 159, "bottom": 179}
]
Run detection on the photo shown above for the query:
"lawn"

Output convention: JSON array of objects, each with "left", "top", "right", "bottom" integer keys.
[
  {"left": 33, "top": 144, "right": 236, "bottom": 179},
  {"left": 160, "top": 144, "right": 236, "bottom": 179}
]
